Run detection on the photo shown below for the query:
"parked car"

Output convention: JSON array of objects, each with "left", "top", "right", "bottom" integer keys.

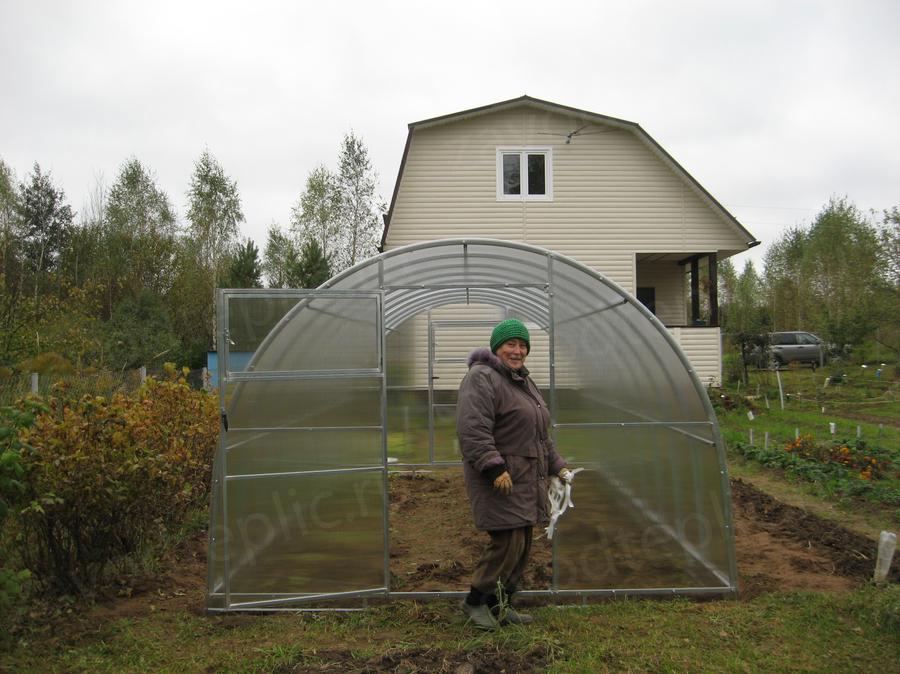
[{"left": 747, "top": 331, "right": 827, "bottom": 369}]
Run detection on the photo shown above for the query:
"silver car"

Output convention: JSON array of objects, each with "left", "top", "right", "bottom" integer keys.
[{"left": 768, "top": 331, "right": 826, "bottom": 368}]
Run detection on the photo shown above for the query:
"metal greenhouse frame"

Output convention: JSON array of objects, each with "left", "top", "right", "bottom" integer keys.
[{"left": 207, "top": 239, "right": 737, "bottom": 612}]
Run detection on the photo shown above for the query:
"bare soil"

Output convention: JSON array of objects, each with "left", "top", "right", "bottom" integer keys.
[
  {"left": 389, "top": 470, "right": 895, "bottom": 599},
  {"left": 9, "top": 471, "right": 896, "bottom": 669}
]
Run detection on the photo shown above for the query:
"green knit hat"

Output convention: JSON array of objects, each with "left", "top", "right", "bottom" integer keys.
[{"left": 490, "top": 319, "right": 530, "bottom": 354}]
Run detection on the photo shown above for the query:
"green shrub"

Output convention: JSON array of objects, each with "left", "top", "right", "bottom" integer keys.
[
  {"left": 0, "top": 400, "right": 45, "bottom": 613},
  {"left": 8, "top": 365, "right": 218, "bottom": 595}
]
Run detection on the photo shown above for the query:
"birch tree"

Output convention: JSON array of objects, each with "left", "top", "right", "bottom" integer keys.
[
  {"left": 334, "top": 132, "right": 383, "bottom": 272},
  {"left": 19, "top": 164, "right": 74, "bottom": 300},
  {"left": 291, "top": 165, "right": 341, "bottom": 257},
  {"left": 186, "top": 150, "right": 243, "bottom": 286}
]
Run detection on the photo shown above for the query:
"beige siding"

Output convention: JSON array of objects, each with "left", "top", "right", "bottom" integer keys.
[
  {"left": 385, "top": 106, "right": 750, "bottom": 292},
  {"left": 669, "top": 327, "right": 721, "bottom": 386},
  {"left": 384, "top": 103, "right": 742, "bottom": 381},
  {"left": 390, "top": 305, "right": 550, "bottom": 391},
  {"left": 636, "top": 260, "right": 687, "bottom": 326}
]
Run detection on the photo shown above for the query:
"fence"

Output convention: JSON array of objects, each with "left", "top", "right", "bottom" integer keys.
[{"left": 0, "top": 366, "right": 213, "bottom": 406}]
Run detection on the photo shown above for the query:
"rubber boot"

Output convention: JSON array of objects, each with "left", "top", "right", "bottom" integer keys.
[
  {"left": 491, "top": 586, "right": 534, "bottom": 625},
  {"left": 461, "top": 600, "right": 498, "bottom": 630}
]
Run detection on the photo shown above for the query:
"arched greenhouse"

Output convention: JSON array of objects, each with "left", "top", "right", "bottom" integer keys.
[{"left": 207, "top": 239, "right": 737, "bottom": 611}]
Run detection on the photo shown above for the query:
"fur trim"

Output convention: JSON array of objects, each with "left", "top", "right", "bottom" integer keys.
[{"left": 467, "top": 347, "right": 501, "bottom": 370}]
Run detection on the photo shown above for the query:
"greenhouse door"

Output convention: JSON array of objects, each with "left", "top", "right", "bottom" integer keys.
[
  {"left": 209, "top": 289, "right": 388, "bottom": 610},
  {"left": 428, "top": 320, "right": 497, "bottom": 463}
]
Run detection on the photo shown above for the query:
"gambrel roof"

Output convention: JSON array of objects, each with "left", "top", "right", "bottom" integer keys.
[{"left": 381, "top": 95, "right": 759, "bottom": 251}]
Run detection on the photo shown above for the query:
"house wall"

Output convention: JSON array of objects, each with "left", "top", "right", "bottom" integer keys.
[
  {"left": 669, "top": 327, "right": 721, "bottom": 386},
  {"left": 384, "top": 106, "right": 750, "bottom": 292},
  {"left": 635, "top": 260, "right": 687, "bottom": 326},
  {"left": 384, "top": 104, "right": 741, "bottom": 387}
]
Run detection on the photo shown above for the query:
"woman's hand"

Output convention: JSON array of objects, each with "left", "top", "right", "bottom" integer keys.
[{"left": 493, "top": 471, "right": 513, "bottom": 495}]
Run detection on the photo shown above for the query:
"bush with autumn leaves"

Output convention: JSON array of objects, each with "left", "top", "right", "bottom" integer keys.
[{"left": 1, "top": 364, "right": 218, "bottom": 596}]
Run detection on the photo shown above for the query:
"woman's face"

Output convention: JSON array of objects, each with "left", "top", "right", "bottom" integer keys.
[{"left": 495, "top": 338, "right": 529, "bottom": 370}]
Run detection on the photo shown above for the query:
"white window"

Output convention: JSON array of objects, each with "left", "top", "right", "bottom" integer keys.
[{"left": 496, "top": 148, "right": 552, "bottom": 201}]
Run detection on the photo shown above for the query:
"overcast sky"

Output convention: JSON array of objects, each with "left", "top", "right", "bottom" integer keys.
[{"left": 2, "top": 0, "right": 897, "bottom": 272}]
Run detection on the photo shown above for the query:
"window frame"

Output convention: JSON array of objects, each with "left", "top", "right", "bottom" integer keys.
[{"left": 496, "top": 147, "right": 553, "bottom": 202}]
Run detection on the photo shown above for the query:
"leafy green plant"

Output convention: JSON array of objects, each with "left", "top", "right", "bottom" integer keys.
[
  {"left": 732, "top": 438, "right": 900, "bottom": 507},
  {"left": 0, "top": 399, "right": 46, "bottom": 614}
]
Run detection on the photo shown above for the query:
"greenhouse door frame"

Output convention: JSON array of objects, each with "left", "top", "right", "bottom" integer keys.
[
  {"left": 426, "top": 318, "right": 503, "bottom": 465},
  {"left": 213, "top": 288, "right": 389, "bottom": 611}
]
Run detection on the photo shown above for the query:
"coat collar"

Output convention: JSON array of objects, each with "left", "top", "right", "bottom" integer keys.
[{"left": 467, "top": 347, "right": 530, "bottom": 379}]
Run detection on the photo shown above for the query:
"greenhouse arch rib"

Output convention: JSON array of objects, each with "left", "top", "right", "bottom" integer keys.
[{"left": 207, "top": 238, "right": 737, "bottom": 611}]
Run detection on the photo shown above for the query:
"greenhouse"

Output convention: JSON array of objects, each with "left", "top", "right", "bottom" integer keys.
[{"left": 207, "top": 239, "right": 737, "bottom": 611}]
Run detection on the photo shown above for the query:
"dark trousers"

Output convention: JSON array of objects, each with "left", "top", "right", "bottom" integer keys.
[{"left": 470, "top": 525, "right": 533, "bottom": 600}]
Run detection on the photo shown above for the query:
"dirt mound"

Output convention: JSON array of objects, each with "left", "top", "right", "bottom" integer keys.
[
  {"left": 275, "top": 643, "right": 553, "bottom": 673},
  {"left": 730, "top": 478, "right": 896, "bottom": 597},
  {"left": 389, "top": 472, "right": 551, "bottom": 592}
]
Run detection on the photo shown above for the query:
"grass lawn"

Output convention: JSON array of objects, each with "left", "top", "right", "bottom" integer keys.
[{"left": 2, "top": 587, "right": 898, "bottom": 673}]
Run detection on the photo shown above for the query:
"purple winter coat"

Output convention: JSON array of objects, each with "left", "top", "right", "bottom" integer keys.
[{"left": 456, "top": 347, "right": 566, "bottom": 531}]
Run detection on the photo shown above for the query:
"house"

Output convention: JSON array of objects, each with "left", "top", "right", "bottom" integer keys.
[{"left": 379, "top": 96, "right": 758, "bottom": 385}]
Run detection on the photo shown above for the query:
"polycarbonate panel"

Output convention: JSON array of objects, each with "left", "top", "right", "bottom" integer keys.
[
  {"left": 226, "top": 429, "right": 383, "bottom": 475},
  {"left": 221, "top": 470, "right": 385, "bottom": 597},
  {"left": 432, "top": 404, "right": 461, "bottom": 461},
  {"left": 228, "top": 296, "right": 304, "bottom": 353},
  {"left": 367, "top": 241, "right": 551, "bottom": 291},
  {"left": 386, "top": 318, "right": 429, "bottom": 464},
  {"left": 551, "top": 262, "right": 708, "bottom": 423},
  {"left": 240, "top": 294, "right": 380, "bottom": 373},
  {"left": 554, "top": 425, "right": 730, "bottom": 589},
  {"left": 226, "top": 378, "right": 381, "bottom": 429}
]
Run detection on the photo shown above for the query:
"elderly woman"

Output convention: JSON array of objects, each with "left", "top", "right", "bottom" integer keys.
[{"left": 456, "top": 318, "right": 572, "bottom": 629}]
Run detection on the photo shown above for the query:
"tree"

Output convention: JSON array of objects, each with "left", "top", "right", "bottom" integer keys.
[
  {"left": 880, "top": 207, "right": 900, "bottom": 288},
  {"left": 186, "top": 150, "right": 244, "bottom": 286},
  {"left": 334, "top": 132, "right": 383, "bottom": 272},
  {"left": 0, "top": 159, "right": 23, "bottom": 298},
  {"left": 106, "top": 158, "right": 177, "bottom": 238},
  {"left": 225, "top": 238, "right": 263, "bottom": 288},
  {"left": 262, "top": 225, "right": 299, "bottom": 288},
  {"left": 297, "top": 238, "right": 331, "bottom": 288},
  {"left": 763, "top": 226, "right": 808, "bottom": 332},
  {"left": 0, "top": 159, "right": 20, "bottom": 272},
  {"left": 166, "top": 237, "right": 214, "bottom": 368},
  {"left": 103, "top": 290, "right": 180, "bottom": 370},
  {"left": 801, "top": 198, "right": 883, "bottom": 348},
  {"left": 100, "top": 159, "right": 178, "bottom": 309},
  {"left": 717, "top": 258, "right": 738, "bottom": 333},
  {"left": 291, "top": 165, "right": 341, "bottom": 257},
  {"left": 19, "top": 164, "right": 74, "bottom": 299}
]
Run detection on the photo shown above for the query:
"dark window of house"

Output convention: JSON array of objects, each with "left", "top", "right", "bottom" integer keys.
[
  {"left": 637, "top": 287, "right": 656, "bottom": 315},
  {"left": 527, "top": 154, "right": 545, "bottom": 195}
]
